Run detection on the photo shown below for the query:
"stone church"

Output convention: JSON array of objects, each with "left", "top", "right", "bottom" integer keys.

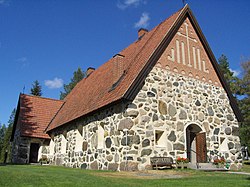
[{"left": 11, "top": 5, "right": 242, "bottom": 170}]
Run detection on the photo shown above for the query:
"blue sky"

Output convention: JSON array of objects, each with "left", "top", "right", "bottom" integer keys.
[{"left": 1, "top": 0, "right": 250, "bottom": 125}]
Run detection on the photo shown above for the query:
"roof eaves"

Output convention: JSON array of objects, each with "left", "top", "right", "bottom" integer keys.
[{"left": 46, "top": 97, "right": 124, "bottom": 133}]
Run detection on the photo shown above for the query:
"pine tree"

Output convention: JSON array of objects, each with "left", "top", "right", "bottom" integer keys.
[
  {"left": 218, "top": 54, "right": 241, "bottom": 97},
  {"left": 0, "top": 109, "right": 16, "bottom": 163},
  {"left": 0, "top": 124, "right": 6, "bottom": 162},
  {"left": 238, "top": 60, "right": 250, "bottom": 150},
  {"left": 60, "top": 67, "right": 85, "bottom": 100},
  {"left": 218, "top": 55, "right": 250, "bottom": 151},
  {"left": 30, "top": 80, "right": 42, "bottom": 96},
  {"left": 217, "top": 54, "right": 250, "bottom": 150}
]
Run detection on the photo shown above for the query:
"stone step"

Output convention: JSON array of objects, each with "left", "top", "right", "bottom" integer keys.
[
  {"left": 187, "top": 163, "right": 198, "bottom": 169},
  {"left": 187, "top": 163, "right": 228, "bottom": 171}
]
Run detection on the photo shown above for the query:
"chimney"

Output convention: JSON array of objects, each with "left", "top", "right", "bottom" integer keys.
[
  {"left": 113, "top": 54, "right": 125, "bottom": 84},
  {"left": 86, "top": 67, "right": 95, "bottom": 77},
  {"left": 138, "top": 28, "right": 148, "bottom": 39}
]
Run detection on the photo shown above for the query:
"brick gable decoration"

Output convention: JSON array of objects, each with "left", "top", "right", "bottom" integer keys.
[
  {"left": 12, "top": 5, "right": 242, "bottom": 170},
  {"left": 158, "top": 17, "right": 221, "bottom": 86}
]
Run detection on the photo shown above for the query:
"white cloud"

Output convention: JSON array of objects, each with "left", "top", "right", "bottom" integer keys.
[
  {"left": 16, "top": 57, "right": 29, "bottom": 68},
  {"left": 45, "top": 77, "right": 63, "bottom": 89},
  {"left": 16, "top": 57, "right": 27, "bottom": 62},
  {"left": 230, "top": 68, "right": 241, "bottom": 77},
  {"left": 134, "top": 12, "right": 150, "bottom": 28},
  {"left": 0, "top": 0, "right": 10, "bottom": 6},
  {"left": 117, "top": 0, "right": 145, "bottom": 10}
]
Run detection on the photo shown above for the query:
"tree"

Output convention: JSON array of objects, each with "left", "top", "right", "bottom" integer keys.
[
  {"left": 0, "top": 124, "right": 6, "bottom": 160},
  {"left": 218, "top": 55, "right": 250, "bottom": 150},
  {"left": 238, "top": 60, "right": 250, "bottom": 150},
  {"left": 218, "top": 54, "right": 242, "bottom": 97},
  {"left": 30, "top": 80, "right": 42, "bottom": 96},
  {"left": 0, "top": 109, "right": 16, "bottom": 163},
  {"left": 60, "top": 67, "right": 85, "bottom": 100}
]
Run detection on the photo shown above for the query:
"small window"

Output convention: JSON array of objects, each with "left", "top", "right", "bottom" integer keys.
[
  {"left": 77, "top": 125, "right": 83, "bottom": 136},
  {"left": 61, "top": 134, "right": 67, "bottom": 154},
  {"left": 155, "top": 130, "right": 167, "bottom": 147},
  {"left": 49, "top": 139, "right": 55, "bottom": 155},
  {"left": 219, "top": 137, "right": 228, "bottom": 152},
  {"left": 97, "top": 125, "right": 104, "bottom": 149},
  {"left": 75, "top": 129, "right": 83, "bottom": 152}
]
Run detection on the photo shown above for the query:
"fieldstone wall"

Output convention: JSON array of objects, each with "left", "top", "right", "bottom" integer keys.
[
  {"left": 12, "top": 128, "right": 29, "bottom": 163},
  {"left": 12, "top": 128, "right": 50, "bottom": 163},
  {"left": 51, "top": 66, "right": 241, "bottom": 170}
]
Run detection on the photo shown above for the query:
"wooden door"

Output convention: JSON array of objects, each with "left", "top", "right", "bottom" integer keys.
[
  {"left": 29, "top": 143, "right": 39, "bottom": 163},
  {"left": 186, "top": 128, "right": 191, "bottom": 161},
  {"left": 196, "top": 132, "right": 207, "bottom": 163}
]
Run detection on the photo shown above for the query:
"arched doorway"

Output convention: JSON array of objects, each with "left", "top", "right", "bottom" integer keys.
[{"left": 186, "top": 124, "right": 207, "bottom": 163}]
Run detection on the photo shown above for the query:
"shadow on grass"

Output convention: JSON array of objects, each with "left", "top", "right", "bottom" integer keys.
[
  {"left": 0, "top": 163, "right": 31, "bottom": 167},
  {"left": 244, "top": 161, "right": 250, "bottom": 165}
]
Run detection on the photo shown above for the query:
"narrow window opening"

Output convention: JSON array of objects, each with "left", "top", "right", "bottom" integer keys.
[
  {"left": 155, "top": 130, "right": 167, "bottom": 147},
  {"left": 97, "top": 125, "right": 105, "bottom": 149}
]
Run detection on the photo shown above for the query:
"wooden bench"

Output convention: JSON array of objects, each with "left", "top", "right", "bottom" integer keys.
[{"left": 150, "top": 157, "right": 173, "bottom": 169}]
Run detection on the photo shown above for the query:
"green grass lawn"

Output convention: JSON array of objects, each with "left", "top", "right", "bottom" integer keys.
[
  {"left": 0, "top": 164, "right": 249, "bottom": 187},
  {"left": 241, "top": 161, "right": 250, "bottom": 173}
]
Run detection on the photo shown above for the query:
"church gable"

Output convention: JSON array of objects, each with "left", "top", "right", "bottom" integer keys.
[
  {"left": 158, "top": 17, "right": 221, "bottom": 86},
  {"left": 11, "top": 94, "right": 64, "bottom": 164}
]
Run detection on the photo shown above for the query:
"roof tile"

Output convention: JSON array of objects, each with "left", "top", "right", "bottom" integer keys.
[{"left": 18, "top": 94, "right": 64, "bottom": 139}]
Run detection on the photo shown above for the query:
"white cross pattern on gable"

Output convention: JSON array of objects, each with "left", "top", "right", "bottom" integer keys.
[{"left": 167, "top": 21, "right": 209, "bottom": 74}]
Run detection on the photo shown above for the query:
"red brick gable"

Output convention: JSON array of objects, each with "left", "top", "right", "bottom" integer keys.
[
  {"left": 46, "top": 5, "right": 242, "bottom": 132},
  {"left": 157, "top": 17, "right": 222, "bottom": 86},
  {"left": 12, "top": 94, "right": 64, "bottom": 139}
]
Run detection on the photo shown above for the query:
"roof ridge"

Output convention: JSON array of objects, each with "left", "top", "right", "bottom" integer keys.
[{"left": 20, "top": 93, "right": 64, "bottom": 103}]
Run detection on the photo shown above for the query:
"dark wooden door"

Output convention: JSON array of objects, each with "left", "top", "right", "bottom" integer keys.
[
  {"left": 196, "top": 132, "right": 207, "bottom": 163},
  {"left": 29, "top": 143, "right": 39, "bottom": 163}
]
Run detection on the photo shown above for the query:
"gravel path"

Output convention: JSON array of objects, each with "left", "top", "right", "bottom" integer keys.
[
  {"left": 226, "top": 171, "right": 250, "bottom": 176},
  {"left": 136, "top": 172, "right": 184, "bottom": 179}
]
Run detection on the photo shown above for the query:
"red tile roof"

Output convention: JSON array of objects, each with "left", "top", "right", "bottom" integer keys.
[
  {"left": 15, "top": 94, "right": 64, "bottom": 139},
  {"left": 46, "top": 8, "right": 183, "bottom": 132}
]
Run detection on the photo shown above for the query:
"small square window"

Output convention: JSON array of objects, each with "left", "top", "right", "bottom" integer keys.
[{"left": 155, "top": 130, "right": 167, "bottom": 147}]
